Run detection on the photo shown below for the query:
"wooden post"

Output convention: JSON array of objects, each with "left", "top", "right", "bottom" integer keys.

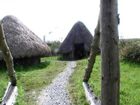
[
  {"left": 83, "top": 19, "right": 100, "bottom": 82},
  {"left": 0, "top": 23, "right": 17, "bottom": 86},
  {"left": 100, "top": 0, "right": 120, "bottom": 105}
]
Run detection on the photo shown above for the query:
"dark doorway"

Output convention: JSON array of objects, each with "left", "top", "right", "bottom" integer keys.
[{"left": 74, "top": 43, "right": 85, "bottom": 60}]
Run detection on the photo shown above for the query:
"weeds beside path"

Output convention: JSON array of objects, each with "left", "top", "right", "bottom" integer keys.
[
  {"left": 16, "top": 57, "right": 67, "bottom": 105},
  {"left": 68, "top": 56, "right": 140, "bottom": 105},
  {"left": 0, "top": 57, "right": 67, "bottom": 105}
]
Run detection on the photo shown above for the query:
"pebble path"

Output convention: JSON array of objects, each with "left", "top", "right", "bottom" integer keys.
[{"left": 38, "top": 61, "right": 76, "bottom": 105}]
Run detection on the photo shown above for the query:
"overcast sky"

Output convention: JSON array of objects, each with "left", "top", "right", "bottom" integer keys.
[{"left": 0, "top": 0, "right": 140, "bottom": 41}]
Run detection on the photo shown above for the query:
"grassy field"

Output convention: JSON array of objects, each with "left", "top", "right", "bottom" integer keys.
[
  {"left": 0, "top": 68, "right": 9, "bottom": 103},
  {"left": 68, "top": 56, "right": 140, "bottom": 105},
  {"left": 0, "top": 56, "right": 66, "bottom": 105}
]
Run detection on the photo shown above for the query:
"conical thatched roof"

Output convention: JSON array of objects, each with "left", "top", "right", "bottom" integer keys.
[
  {"left": 0, "top": 15, "right": 50, "bottom": 60},
  {"left": 59, "top": 21, "right": 93, "bottom": 53}
]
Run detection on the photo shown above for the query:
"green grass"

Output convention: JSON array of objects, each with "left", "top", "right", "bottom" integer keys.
[
  {"left": 120, "top": 61, "right": 140, "bottom": 105},
  {"left": 68, "top": 59, "right": 89, "bottom": 105},
  {"left": 0, "top": 56, "right": 66, "bottom": 105},
  {"left": 0, "top": 68, "right": 9, "bottom": 103},
  {"left": 68, "top": 56, "right": 140, "bottom": 105}
]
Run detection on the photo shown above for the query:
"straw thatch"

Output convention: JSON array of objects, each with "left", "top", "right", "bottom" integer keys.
[
  {"left": 58, "top": 21, "right": 93, "bottom": 60},
  {"left": 0, "top": 15, "right": 50, "bottom": 65}
]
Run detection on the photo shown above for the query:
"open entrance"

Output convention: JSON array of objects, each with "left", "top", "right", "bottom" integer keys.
[{"left": 74, "top": 43, "right": 85, "bottom": 60}]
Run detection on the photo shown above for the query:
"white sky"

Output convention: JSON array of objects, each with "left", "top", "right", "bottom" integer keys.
[{"left": 0, "top": 0, "right": 140, "bottom": 41}]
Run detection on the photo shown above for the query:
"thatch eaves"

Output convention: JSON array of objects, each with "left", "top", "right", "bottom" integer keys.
[
  {"left": 0, "top": 15, "right": 50, "bottom": 60},
  {"left": 59, "top": 21, "right": 93, "bottom": 53}
]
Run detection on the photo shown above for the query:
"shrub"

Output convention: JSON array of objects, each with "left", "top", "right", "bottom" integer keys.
[
  {"left": 119, "top": 39, "right": 140, "bottom": 63},
  {"left": 47, "top": 41, "right": 61, "bottom": 56}
]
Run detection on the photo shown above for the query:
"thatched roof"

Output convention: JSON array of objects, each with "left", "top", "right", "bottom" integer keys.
[
  {"left": 59, "top": 21, "right": 93, "bottom": 53},
  {"left": 0, "top": 15, "right": 50, "bottom": 60}
]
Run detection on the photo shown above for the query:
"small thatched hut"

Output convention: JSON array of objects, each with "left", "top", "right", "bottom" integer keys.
[
  {"left": 0, "top": 15, "right": 50, "bottom": 66},
  {"left": 58, "top": 21, "right": 93, "bottom": 60}
]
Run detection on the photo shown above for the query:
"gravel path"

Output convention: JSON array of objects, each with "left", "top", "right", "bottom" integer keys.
[{"left": 37, "top": 61, "right": 76, "bottom": 105}]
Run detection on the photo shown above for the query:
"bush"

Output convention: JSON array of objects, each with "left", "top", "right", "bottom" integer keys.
[
  {"left": 47, "top": 41, "right": 61, "bottom": 56},
  {"left": 119, "top": 39, "right": 140, "bottom": 63}
]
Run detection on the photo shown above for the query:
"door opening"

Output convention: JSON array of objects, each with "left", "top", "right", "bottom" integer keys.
[{"left": 74, "top": 43, "right": 85, "bottom": 60}]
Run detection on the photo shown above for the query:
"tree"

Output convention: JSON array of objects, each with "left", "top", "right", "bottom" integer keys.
[
  {"left": 100, "top": 0, "right": 120, "bottom": 104},
  {"left": 47, "top": 41, "right": 61, "bottom": 56},
  {"left": 0, "top": 23, "right": 17, "bottom": 86}
]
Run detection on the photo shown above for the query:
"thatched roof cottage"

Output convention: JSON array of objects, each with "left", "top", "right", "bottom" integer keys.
[
  {"left": 0, "top": 15, "right": 50, "bottom": 66},
  {"left": 58, "top": 21, "right": 93, "bottom": 60}
]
